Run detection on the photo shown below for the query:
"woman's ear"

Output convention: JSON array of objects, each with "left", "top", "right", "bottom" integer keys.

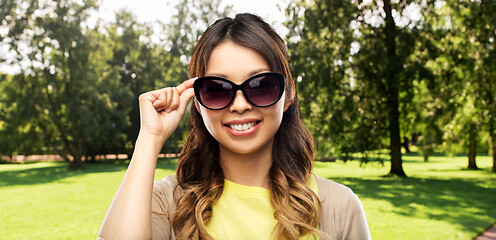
[{"left": 283, "top": 95, "right": 293, "bottom": 112}]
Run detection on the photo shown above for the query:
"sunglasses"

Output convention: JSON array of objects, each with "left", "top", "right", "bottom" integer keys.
[{"left": 194, "top": 72, "right": 285, "bottom": 110}]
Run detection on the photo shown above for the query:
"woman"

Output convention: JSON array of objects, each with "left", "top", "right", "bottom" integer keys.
[{"left": 98, "top": 13, "right": 370, "bottom": 240}]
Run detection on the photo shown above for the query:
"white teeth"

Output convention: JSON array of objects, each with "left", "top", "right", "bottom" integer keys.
[{"left": 229, "top": 122, "right": 257, "bottom": 131}]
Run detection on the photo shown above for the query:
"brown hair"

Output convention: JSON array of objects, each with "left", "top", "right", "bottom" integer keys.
[{"left": 172, "top": 13, "right": 321, "bottom": 239}]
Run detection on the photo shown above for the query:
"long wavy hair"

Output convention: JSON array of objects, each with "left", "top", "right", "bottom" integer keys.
[{"left": 172, "top": 13, "right": 322, "bottom": 240}]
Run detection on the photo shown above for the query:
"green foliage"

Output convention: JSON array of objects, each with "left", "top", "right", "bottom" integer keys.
[
  {"left": 416, "top": 1, "right": 496, "bottom": 170},
  {"left": 1, "top": 0, "right": 106, "bottom": 167},
  {"left": 0, "top": 74, "right": 46, "bottom": 157},
  {"left": 103, "top": 10, "right": 162, "bottom": 156},
  {"left": 285, "top": 0, "right": 496, "bottom": 173},
  {"left": 286, "top": 0, "right": 443, "bottom": 176}
]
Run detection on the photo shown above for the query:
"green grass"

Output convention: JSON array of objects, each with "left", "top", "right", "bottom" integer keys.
[
  {"left": 1, "top": 155, "right": 495, "bottom": 239},
  {"left": 314, "top": 154, "right": 496, "bottom": 240}
]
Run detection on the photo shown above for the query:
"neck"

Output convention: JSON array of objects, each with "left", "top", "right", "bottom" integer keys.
[{"left": 219, "top": 140, "right": 274, "bottom": 189}]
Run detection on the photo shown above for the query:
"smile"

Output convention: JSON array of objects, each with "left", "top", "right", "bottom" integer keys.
[
  {"left": 229, "top": 122, "right": 258, "bottom": 131},
  {"left": 223, "top": 120, "right": 261, "bottom": 136}
]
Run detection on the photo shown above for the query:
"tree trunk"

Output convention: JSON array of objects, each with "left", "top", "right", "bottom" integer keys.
[
  {"left": 384, "top": 0, "right": 406, "bottom": 177},
  {"left": 467, "top": 124, "right": 478, "bottom": 169},
  {"left": 402, "top": 137, "right": 411, "bottom": 153},
  {"left": 70, "top": 140, "right": 84, "bottom": 169},
  {"left": 69, "top": 156, "right": 84, "bottom": 169},
  {"left": 421, "top": 147, "right": 431, "bottom": 162},
  {"left": 492, "top": 140, "right": 496, "bottom": 173},
  {"left": 387, "top": 92, "right": 406, "bottom": 176},
  {"left": 484, "top": 74, "right": 496, "bottom": 173}
]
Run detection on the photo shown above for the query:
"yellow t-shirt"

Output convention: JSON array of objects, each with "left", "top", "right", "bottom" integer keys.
[{"left": 205, "top": 175, "right": 319, "bottom": 240}]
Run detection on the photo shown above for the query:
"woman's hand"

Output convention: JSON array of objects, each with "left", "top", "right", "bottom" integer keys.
[
  {"left": 98, "top": 78, "right": 196, "bottom": 240},
  {"left": 137, "top": 78, "right": 196, "bottom": 142}
]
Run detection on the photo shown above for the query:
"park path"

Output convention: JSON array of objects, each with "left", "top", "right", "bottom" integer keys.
[{"left": 476, "top": 223, "right": 496, "bottom": 240}]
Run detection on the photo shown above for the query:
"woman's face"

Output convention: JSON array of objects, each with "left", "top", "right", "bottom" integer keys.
[{"left": 196, "top": 40, "right": 288, "bottom": 155}]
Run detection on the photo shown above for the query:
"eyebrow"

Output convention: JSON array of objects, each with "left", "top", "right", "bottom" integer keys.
[{"left": 206, "top": 68, "right": 271, "bottom": 79}]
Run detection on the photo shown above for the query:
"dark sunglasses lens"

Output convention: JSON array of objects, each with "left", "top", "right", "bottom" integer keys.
[
  {"left": 198, "top": 79, "right": 234, "bottom": 109},
  {"left": 245, "top": 74, "right": 282, "bottom": 106}
]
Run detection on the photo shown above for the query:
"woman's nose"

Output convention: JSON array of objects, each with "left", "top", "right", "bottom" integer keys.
[{"left": 228, "top": 90, "right": 253, "bottom": 113}]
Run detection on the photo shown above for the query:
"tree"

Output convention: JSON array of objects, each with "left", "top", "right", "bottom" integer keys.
[
  {"left": 426, "top": 1, "right": 496, "bottom": 172},
  {"left": 286, "top": 0, "right": 441, "bottom": 176},
  {"left": 0, "top": 74, "right": 47, "bottom": 159},
  {"left": 463, "top": 0, "right": 496, "bottom": 173},
  {"left": 0, "top": 0, "right": 131, "bottom": 168},
  {"left": 82, "top": 25, "right": 134, "bottom": 161},
  {"left": 104, "top": 10, "right": 161, "bottom": 158}
]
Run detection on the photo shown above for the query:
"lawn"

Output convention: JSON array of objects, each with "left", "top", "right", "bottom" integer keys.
[{"left": 0, "top": 155, "right": 495, "bottom": 239}]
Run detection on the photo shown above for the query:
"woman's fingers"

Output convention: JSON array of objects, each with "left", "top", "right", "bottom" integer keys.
[
  {"left": 176, "top": 77, "right": 196, "bottom": 95},
  {"left": 148, "top": 77, "right": 196, "bottom": 113},
  {"left": 177, "top": 88, "right": 195, "bottom": 114},
  {"left": 154, "top": 88, "right": 171, "bottom": 112},
  {"left": 167, "top": 87, "right": 180, "bottom": 113},
  {"left": 165, "top": 87, "right": 174, "bottom": 108},
  {"left": 149, "top": 89, "right": 166, "bottom": 108}
]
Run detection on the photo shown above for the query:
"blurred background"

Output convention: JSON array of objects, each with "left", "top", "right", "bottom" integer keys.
[{"left": 1, "top": 0, "right": 495, "bottom": 239}]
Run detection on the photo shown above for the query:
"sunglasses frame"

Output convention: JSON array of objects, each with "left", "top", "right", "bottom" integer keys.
[{"left": 194, "top": 72, "right": 285, "bottom": 110}]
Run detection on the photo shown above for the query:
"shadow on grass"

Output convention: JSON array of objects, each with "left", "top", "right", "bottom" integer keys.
[
  {"left": 340, "top": 156, "right": 424, "bottom": 164},
  {"left": 330, "top": 176, "right": 496, "bottom": 236},
  {"left": 0, "top": 158, "right": 177, "bottom": 187}
]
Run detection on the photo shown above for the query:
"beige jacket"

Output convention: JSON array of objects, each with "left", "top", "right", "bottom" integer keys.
[{"left": 150, "top": 175, "right": 371, "bottom": 240}]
